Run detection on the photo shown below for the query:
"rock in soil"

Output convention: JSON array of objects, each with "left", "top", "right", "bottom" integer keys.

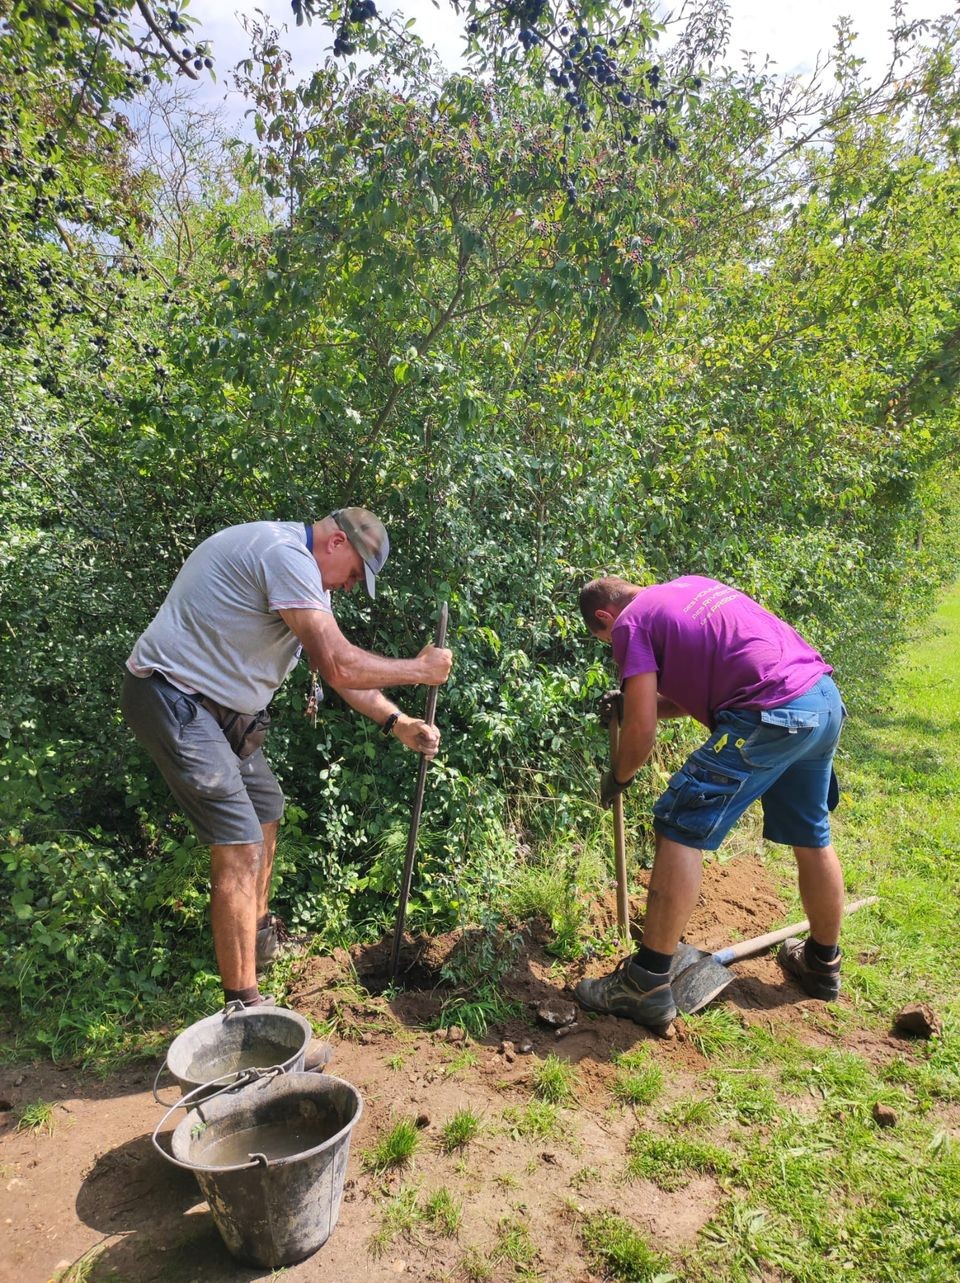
[
  {"left": 873, "top": 1102, "right": 898, "bottom": 1128},
  {"left": 893, "top": 1002, "right": 942, "bottom": 1039},
  {"left": 536, "top": 999, "right": 578, "bottom": 1027}
]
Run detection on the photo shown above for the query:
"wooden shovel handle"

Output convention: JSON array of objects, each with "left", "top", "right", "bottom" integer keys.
[
  {"left": 608, "top": 718, "right": 630, "bottom": 948},
  {"left": 713, "top": 896, "right": 878, "bottom": 965}
]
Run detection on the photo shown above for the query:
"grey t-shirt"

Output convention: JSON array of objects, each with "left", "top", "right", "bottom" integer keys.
[{"left": 127, "top": 521, "right": 331, "bottom": 713}]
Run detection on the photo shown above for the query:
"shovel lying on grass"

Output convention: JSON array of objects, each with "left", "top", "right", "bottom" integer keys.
[{"left": 671, "top": 895, "right": 878, "bottom": 1014}]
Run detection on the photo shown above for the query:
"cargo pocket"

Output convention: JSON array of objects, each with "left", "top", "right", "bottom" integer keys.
[
  {"left": 739, "top": 708, "right": 820, "bottom": 768},
  {"left": 653, "top": 758, "right": 749, "bottom": 845}
]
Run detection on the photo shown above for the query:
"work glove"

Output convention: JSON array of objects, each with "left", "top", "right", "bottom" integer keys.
[
  {"left": 600, "top": 767, "right": 635, "bottom": 809},
  {"left": 598, "top": 689, "right": 623, "bottom": 728}
]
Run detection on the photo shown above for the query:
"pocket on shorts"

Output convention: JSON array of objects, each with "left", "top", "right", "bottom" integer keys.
[
  {"left": 653, "top": 757, "right": 749, "bottom": 845},
  {"left": 739, "top": 708, "right": 820, "bottom": 768},
  {"left": 172, "top": 695, "right": 198, "bottom": 729},
  {"left": 172, "top": 701, "right": 243, "bottom": 800}
]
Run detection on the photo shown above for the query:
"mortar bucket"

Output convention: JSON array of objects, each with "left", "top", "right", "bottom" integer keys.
[
  {"left": 159, "top": 1004, "right": 313, "bottom": 1102},
  {"left": 155, "top": 1070, "right": 363, "bottom": 1267}
]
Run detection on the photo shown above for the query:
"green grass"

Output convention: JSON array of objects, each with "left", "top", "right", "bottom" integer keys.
[
  {"left": 368, "top": 1184, "right": 422, "bottom": 1257},
  {"left": 362, "top": 1117, "right": 421, "bottom": 1176},
  {"left": 532, "top": 1052, "right": 579, "bottom": 1103},
  {"left": 658, "top": 1097, "right": 714, "bottom": 1129},
  {"left": 494, "top": 1216, "right": 537, "bottom": 1269},
  {"left": 626, "top": 1131, "right": 736, "bottom": 1190},
  {"left": 51, "top": 1247, "right": 104, "bottom": 1283},
  {"left": 439, "top": 1106, "right": 483, "bottom": 1152},
  {"left": 612, "top": 1046, "right": 665, "bottom": 1107},
  {"left": 435, "top": 987, "right": 519, "bottom": 1038},
  {"left": 368, "top": 1183, "right": 463, "bottom": 1255},
  {"left": 460, "top": 1246, "right": 494, "bottom": 1281},
  {"left": 682, "top": 1006, "right": 753, "bottom": 1059},
  {"left": 581, "top": 1212, "right": 676, "bottom": 1282},
  {"left": 16, "top": 1100, "right": 55, "bottom": 1134},
  {"left": 443, "top": 1047, "right": 479, "bottom": 1077},
  {"left": 503, "top": 1099, "right": 565, "bottom": 1142},
  {"left": 422, "top": 1186, "right": 463, "bottom": 1236}
]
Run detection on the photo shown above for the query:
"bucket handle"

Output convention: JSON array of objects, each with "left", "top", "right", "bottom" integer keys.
[
  {"left": 152, "top": 999, "right": 279, "bottom": 1104},
  {"left": 152, "top": 1060, "right": 183, "bottom": 1108},
  {"left": 151, "top": 1066, "right": 286, "bottom": 1174}
]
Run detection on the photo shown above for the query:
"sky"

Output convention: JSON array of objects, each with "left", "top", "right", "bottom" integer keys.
[{"left": 181, "top": 0, "right": 957, "bottom": 121}]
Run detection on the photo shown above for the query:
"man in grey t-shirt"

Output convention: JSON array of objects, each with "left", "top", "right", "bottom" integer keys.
[{"left": 121, "top": 508, "right": 452, "bottom": 1008}]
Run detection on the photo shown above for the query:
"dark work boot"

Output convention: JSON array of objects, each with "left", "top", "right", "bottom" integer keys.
[
  {"left": 778, "top": 938, "right": 842, "bottom": 1001},
  {"left": 574, "top": 957, "right": 677, "bottom": 1030}
]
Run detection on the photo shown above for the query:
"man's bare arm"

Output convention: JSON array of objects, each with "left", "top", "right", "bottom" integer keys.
[
  {"left": 333, "top": 684, "right": 441, "bottom": 757},
  {"left": 616, "top": 671, "right": 660, "bottom": 779},
  {"left": 279, "top": 607, "right": 452, "bottom": 691},
  {"left": 657, "top": 695, "right": 687, "bottom": 720}
]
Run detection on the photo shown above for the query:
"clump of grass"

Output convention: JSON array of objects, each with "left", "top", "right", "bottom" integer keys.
[
  {"left": 444, "top": 1048, "right": 479, "bottom": 1077},
  {"left": 366, "top": 1181, "right": 464, "bottom": 1255},
  {"left": 683, "top": 1007, "right": 751, "bottom": 1059},
  {"left": 440, "top": 1106, "right": 483, "bottom": 1153},
  {"left": 659, "top": 1097, "right": 714, "bottom": 1129},
  {"left": 533, "top": 1052, "right": 579, "bottom": 1104},
  {"left": 436, "top": 989, "right": 519, "bottom": 1039},
  {"left": 503, "top": 1099, "right": 564, "bottom": 1141},
  {"left": 708, "top": 1069, "right": 783, "bottom": 1125},
  {"left": 460, "top": 1246, "right": 494, "bottom": 1281},
  {"left": 779, "top": 1048, "right": 876, "bottom": 1102},
  {"left": 581, "top": 1211, "right": 676, "bottom": 1282},
  {"left": 612, "top": 1047, "right": 664, "bottom": 1107},
  {"left": 17, "top": 1100, "right": 55, "bottom": 1134},
  {"left": 495, "top": 1216, "right": 537, "bottom": 1268},
  {"left": 52, "top": 1248, "right": 104, "bottom": 1283},
  {"left": 423, "top": 1187, "right": 463, "bottom": 1236},
  {"left": 571, "top": 1164, "right": 601, "bottom": 1190},
  {"left": 626, "top": 1131, "right": 735, "bottom": 1190},
  {"left": 368, "top": 1184, "right": 421, "bottom": 1257},
  {"left": 494, "top": 1171, "right": 520, "bottom": 1190},
  {"left": 386, "top": 1053, "right": 404, "bottom": 1071},
  {"left": 362, "top": 1117, "right": 421, "bottom": 1175}
]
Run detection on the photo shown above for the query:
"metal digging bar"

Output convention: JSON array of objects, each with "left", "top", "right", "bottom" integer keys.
[
  {"left": 389, "top": 602, "right": 449, "bottom": 984},
  {"left": 670, "top": 895, "right": 879, "bottom": 1014}
]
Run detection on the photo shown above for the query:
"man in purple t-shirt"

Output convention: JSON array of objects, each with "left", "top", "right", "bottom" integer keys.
[{"left": 575, "top": 575, "right": 848, "bottom": 1031}]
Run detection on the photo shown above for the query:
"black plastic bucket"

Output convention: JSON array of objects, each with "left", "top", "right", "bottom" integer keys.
[
  {"left": 154, "top": 1070, "right": 363, "bottom": 1267},
  {"left": 159, "top": 1003, "right": 313, "bottom": 1102}
]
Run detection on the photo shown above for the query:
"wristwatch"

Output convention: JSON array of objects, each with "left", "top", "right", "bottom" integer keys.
[{"left": 381, "top": 712, "right": 400, "bottom": 735}]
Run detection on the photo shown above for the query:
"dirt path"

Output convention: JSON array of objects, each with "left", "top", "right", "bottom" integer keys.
[{"left": 0, "top": 858, "right": 915, "bottom": 1283}]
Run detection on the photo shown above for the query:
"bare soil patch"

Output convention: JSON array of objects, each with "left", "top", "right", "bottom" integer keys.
[{"left": 0, "top": 857, "right": 916, "bottom": 1283}]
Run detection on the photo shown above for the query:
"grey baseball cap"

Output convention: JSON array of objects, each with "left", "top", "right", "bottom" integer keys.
[{"left": 331, "top": 507, "right": 390, "bottom": 598}]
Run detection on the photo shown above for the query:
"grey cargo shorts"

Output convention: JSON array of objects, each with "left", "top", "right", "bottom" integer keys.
[{"left": 121, "top": 670, "right": 284, "bottom": 845}]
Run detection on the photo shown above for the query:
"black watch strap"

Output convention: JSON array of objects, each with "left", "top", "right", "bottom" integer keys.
[{"left": 381, "top": 713, "right": 400, "bottom": 735}]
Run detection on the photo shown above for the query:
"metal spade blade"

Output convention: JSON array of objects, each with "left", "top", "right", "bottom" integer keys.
[{"left": 671, "top": 896, "right": 878, "bottom": 1014}]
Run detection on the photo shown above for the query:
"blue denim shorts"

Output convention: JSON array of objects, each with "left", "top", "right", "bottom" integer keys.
[{"left": 652, "top": 675, "right": 845, "bottom": 851}]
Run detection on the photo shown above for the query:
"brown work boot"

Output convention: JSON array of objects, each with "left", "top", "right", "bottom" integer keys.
[
  {"left": 778, "top": 938, "right": 841, "bottom": 1001},
  {"left": 574, "top": 957, "right": 677, "bottom": 1030},
  {"left": 255, "top": 914, "right": 309, "bottom": 972}
]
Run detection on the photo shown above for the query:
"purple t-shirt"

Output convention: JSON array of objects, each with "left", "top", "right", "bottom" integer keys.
[{"left": 611, "top": 576, "right": 831, "bottom": 728}]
